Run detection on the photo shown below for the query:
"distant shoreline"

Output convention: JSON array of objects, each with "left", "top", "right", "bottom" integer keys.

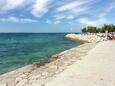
[{"left": 0, "top": 32, "right": 80, "bottom": 34}]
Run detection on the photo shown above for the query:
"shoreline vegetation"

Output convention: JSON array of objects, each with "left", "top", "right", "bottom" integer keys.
[
  {"left": 81, "top": 24, "right": 115, "bottom": 33},
  {"left": 0, "top": 33, "right": 106, "bottom": 86}
]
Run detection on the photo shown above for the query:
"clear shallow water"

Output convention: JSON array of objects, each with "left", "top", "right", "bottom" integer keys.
[{"left": 0, "top": 33, "right": 80, "bottom": 74}]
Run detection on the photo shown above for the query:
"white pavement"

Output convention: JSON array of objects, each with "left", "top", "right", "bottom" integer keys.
[{"left": 46, "top": 41, "right": 115, "bottom": 86}]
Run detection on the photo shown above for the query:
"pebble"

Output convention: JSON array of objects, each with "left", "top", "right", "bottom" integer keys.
[{"left": 15, "top": 77, "right": 22, "bottom": 84}]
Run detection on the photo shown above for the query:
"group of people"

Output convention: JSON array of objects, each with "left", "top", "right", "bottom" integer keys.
[
  {"left": 96, "top": 31, "right": 115, "bottom": 40},
  {"left": 108, "top": 32, "right": 115, "bottom": 40}
]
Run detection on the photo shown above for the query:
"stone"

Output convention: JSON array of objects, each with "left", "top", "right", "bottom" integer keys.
[
  {"left": 16, "top": 79, "right": 27, "bottom": 86},
  {"left": 41, "top": 72, "right": 49, "bottom": 76},
  {"left": 24, "top": 84, "right": 32, "bottom": 86},
  {"left": 49, "top": 65, "right": 58, "bottom": 69},
  {"left": 15, "top": 77, "right": 23, "bottom": 84},
  {"left": 29, "top": 75, "right": 40, "bottom": 80},
  {"left": 20, "top": 74, "right": 27, "bottom": 78},
  {"left": 0, "top": 83, "right": 7, "bottom": 86}
]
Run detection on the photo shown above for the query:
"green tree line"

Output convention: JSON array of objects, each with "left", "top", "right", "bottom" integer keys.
[{"left": 81, "top": 24, "right": 115, "bottom": 33}]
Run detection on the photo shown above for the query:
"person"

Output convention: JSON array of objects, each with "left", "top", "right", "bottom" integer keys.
[{"left": 105, "top": 30, "right": 108, "bottom": 40}]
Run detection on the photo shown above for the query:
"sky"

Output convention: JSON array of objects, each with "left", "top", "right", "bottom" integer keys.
[{"left": 0, "top": 0, "right": 115, "bottom": 33}]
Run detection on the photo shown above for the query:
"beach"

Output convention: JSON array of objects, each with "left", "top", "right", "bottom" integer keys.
[
  {"left": 0, "top": 0, "right": 114, "bottom": 85},
  {"left": 0, "top": 33, "right": 111, "bottom": 86},
  {"left": 0, "top": 33, "right": 97, "bottom": 86}
]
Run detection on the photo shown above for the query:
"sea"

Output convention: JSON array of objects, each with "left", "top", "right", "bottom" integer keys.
[{"left": 0, "top": 33, "right": 80, "bottom": 74}]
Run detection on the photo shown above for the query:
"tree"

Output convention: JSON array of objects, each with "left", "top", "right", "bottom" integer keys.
[
  {"left": 82, "top": 27, "right": 87, "bottom": 33},
  {"left": 81, "top": 24, "right": 115, "bottom": 33}
]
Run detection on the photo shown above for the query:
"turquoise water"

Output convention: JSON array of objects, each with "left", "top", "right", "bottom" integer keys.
[{"left": 0, "top": 33, "right": 80, "bottom": 74}]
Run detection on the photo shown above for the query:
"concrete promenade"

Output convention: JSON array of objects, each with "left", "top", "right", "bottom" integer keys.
[{"left": 46, "top": 41, "right": 115, "bottom": 86}]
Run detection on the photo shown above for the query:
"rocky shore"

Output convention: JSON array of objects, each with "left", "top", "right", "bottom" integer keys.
[
  {"left": 0, "top": 34, "right": 98, "bottom": 86},
  {"left": 65, "top": 34, "right": 107, "bottom": 42}
]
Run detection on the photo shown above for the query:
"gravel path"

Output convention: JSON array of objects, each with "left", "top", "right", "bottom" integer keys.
[{"left": 46, "top": 41, "right": 115, "bottom": 86}]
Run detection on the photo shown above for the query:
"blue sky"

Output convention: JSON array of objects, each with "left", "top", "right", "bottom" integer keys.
[{"left": 0, "top": 0, "right": 115, "bottom": 32}]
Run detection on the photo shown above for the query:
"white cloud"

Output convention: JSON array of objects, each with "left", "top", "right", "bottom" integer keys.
[
  {"left": 66, "top": 16, "right": 74, "bottom": 20},
  {"left": 68, "top": 21, "right": 75, "bottom": 25},
  {"left": 31, "top": 0, "right": 52, "bottom": 17},
  {"left": 54, "top": 15, "right": 65, "bottom": 20},
  {"left": 46, "top": 20, "right": 61, "bottom": 24},
  {"left": 46, "top": 19, "right": 52, "bottom": 24},
  {"left": 54, "top": 0, "right": 94, "bottom": 21},
  {"left": 1, "top": 16, "right": 19, "bottom": 22},
  {"left": 99, "top": 3, "right": 115, "bottom": 17},
  {"left": 54, "top": 7, "right": 88, "bottom": 20},
  {"left": 79, "top": 18, "right": 110, "bottom": 26},
  {"left": 56, "top": 0, "right": 92, "bottom": 12},
  {"left": 54, "top": 21, "right": 61, "bottom": 24},
  {"left": 54, "top": 15, "right": 74, "bottom": 20},
  {"left": 20, "top": 18, "right": 37, "bottom": 23},
  {"left": 0, "top": 0, "right": 25, "bottom": 11},
  {"left": 0, "top": 16, "right": 37, "bottom": 23}
]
